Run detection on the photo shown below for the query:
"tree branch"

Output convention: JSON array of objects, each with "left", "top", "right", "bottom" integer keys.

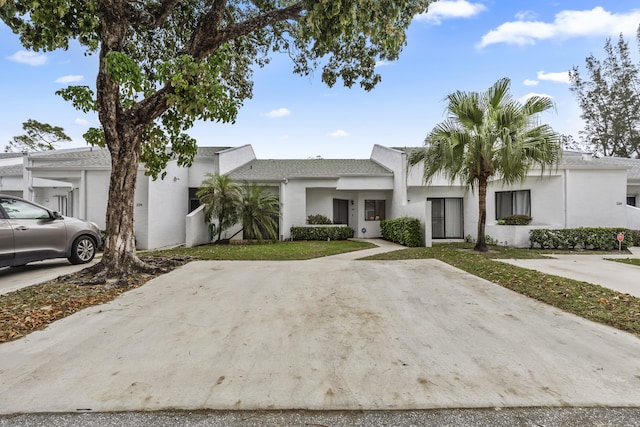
[
  {"left": 188, "top": 0, "right": 306, "bottom": 58},
  {"left": 126, "top": 0, "right": 182, "bottom": 27}
]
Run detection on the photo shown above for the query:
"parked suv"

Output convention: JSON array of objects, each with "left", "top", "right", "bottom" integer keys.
[{"left": 0, "top": 194, "right": 101, "bottom": 268}]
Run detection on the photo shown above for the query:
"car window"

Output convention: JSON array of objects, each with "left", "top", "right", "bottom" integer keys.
[{"left": 0, "top": 198, "right": 51, "bottom": 220}]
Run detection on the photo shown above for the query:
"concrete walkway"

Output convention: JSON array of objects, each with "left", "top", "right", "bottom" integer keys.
[
  {"left": 497, "top": 247, "right": 640, "bottom": 297},
  {"left": 1, "top": 241, "right": 640, "bottom": 413}
]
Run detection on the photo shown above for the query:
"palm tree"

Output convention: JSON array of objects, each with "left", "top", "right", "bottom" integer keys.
[
  {"left": 236, "top": 183, "right": 280, "bottom": 241},
  {"left": 409, "top": 77, "right": 561, "bottom": 252},
  {"left": 196, "top": 173, "right": 240, "bottom": 243}
]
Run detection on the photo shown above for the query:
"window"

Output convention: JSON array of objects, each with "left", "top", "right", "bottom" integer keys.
[
  {"left": 628, "top": 196, "right": 637, "bottom": 207},
  {"left": 495, "top": 190, "right": 531, "bottom": 220},
  {"left": 428, "top": 198, "right": 463, "bottom": 239},
  {"left": 0, "top": 198, "right": 51, "bottom": 219},
  {"left": 188, "top": 188, "right": 200, "bottom": 213},
  {"left": 365, "top": 200, "right": 385, "bottom": 221}
]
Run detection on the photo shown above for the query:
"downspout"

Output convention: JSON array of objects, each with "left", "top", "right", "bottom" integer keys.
[{"left": 280, "top": 179, "right": 287, "bottom": 241}]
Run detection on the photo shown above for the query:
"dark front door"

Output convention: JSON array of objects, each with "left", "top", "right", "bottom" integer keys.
[{"left": 333, "top": 199, "right": 349, "bottom": 225}]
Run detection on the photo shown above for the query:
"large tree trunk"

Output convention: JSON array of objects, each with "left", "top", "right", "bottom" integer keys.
[
  {"left": 474, "top": 178, "right": 488, "bottom": 252},
  {"left": 92, "top": 1, "right": 149, "bottom": 282},
  {"left": 100, "top": 132, "right": 144, "bottom": 275}
]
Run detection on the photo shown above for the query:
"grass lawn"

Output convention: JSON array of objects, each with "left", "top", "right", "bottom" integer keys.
[
  {"left": 363, "top": 243, "right": 640, "bottom": 338},
  {"left": 0, "top": 240, "right": 375, "bottom": 343},
  {"left": 607, "top": 258, "right": 640, "bottom": 267},
  {"left": 148, "top": 240, "right": 377, "bottom": 260}
]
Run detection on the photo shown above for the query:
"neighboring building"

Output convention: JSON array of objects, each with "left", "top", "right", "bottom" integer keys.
[{"left": 6, "top": 144, "right": 640, "bottom": 249}]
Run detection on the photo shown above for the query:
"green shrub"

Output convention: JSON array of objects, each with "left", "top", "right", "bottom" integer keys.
[
  {"left": 529, "top": 228, "right": 635, "bottom": 250},
  {"left": 502, "top": 214, "right": 532, "bottom": 225},
  {"left": 629, "top": 229, "right": 640, "bottom": 247},
  {"left": 380, "top": 217, "right": 423, "bottom": 247},
  {"left": 290, "top": 226, "right": 353, "bottom": 241},
  {"left": 306, "top": 214, "right": 332, "bottom": 225}
]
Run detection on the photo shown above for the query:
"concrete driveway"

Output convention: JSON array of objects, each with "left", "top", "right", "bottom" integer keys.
[
  {"left": 1, "top": 248, "right": 640, "bottom": 414},
  {"left": 0, "top": 258, "right": 100, "bottom": 296}
]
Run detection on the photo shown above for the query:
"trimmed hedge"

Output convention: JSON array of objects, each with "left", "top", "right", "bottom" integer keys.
[
  {"left": 380, "top": 217, "right": 423, "bottom": 247},
  {"left": 529, "top": 227, "right": 636, "bottom": 250},
  {"left": 307, "top": 214, "right": 332, "bottom": 225},
  {"left": 502, "top": 214, "right": 532, "bottom": 225},
  {"left": 290, "top": 226, "right": 354, "bottom": 241}
]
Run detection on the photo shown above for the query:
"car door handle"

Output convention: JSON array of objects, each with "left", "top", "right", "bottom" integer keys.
[{"left": 15, "top": 226, "right": 29, "bottom": 231}]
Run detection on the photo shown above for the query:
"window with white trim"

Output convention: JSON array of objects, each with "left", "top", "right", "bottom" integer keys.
[
  {"left": 365, "top": 200, "right": 385, "bottom": 221},
  {"left": 495, "top": 190, "right": 531, "bottom": 220}
]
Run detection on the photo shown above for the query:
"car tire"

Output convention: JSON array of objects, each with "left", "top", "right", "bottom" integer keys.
[{"left": 68, "top": 236, "right": 97, "bottom": 265}]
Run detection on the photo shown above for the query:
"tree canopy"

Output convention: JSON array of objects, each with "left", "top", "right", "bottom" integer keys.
[
  {"left": 5, "top": 119, "right": 71, "bottom": 153},
  {"left": 569, "top": 27, "right": 640, "bottom": 158},
  {"left": 0, "top": 0, "right": 433, "bottom": 279},
  {"left": 409, "top": 77, "right": 561, "bottom": 252}
]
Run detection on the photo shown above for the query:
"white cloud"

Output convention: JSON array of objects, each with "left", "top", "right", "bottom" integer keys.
[
  {"left": 523, "top": 79, "right": 539, "bottom": 86},
  {"left": 329, "top": 129, "right": 349, "bottom": 138},
  {"left": 415, "top": 0, "right": 487, "bottom": 24},
  {"left": 375, "top": 60, "right": 391, "bottom": 68},
  {"left": 480, "top": 7, "right": 640, "bottom": 47},
  {"left": 74, "top": 118, "right": 89, "bottom": 126},
  {"left": 537, "top": 71, "right": 570, "bottom": 84},
  {"left": 55, "top": 75, "right": 84, "bottom": 84},
  {"left": 262, "top": 108, "right": 291, "bottom": 118},
  {"left": 515, "top": 10, "right": 538, "bottom": 21},
  {"left": 7, "top": 50, "right": 47, "bottom": 66}
]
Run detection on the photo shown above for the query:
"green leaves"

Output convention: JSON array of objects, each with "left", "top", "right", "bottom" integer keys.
[{"left": 55, "top": 85, "right": 96, "bottom": 113}]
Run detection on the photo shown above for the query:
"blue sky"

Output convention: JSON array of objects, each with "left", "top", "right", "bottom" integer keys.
[{"left": 2, "top": 0, "right": 640, "bottom": 159}]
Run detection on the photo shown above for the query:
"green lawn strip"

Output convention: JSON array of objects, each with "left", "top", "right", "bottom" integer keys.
[
  {"left": 606, "top": 258, "right": 640, "bottom": 267},
  {"left": 364, "top": 244, "right": 640, "bottom": 338},
  {"left": 148, "top": 240, "right": 377, "bottom": 260}
]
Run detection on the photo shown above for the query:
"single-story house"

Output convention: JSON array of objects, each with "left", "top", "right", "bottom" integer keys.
[{"left": 6, "top": 144, "right": 640, "bottom": 249}]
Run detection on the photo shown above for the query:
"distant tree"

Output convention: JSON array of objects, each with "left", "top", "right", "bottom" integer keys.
[
  {"left": 5, "top": 119, "right": 71, "bottom": 153},
  {"left": 236, "top": 183, "right": 280, "bottom": 241},
  {"left": 196, "top": 173, "right": 240, "bottom": 243},
  {"left": 569, "top": 28, "right": 640, "bottom": 158},
  {"left": 560, "top": 134, "right": 588, "bottom": 152},
  {"left": 1, "top": 0, "right": 431, "bottom": 283},
  {"left": 408, "top": 78, "right": 561, "bottom": 252}
]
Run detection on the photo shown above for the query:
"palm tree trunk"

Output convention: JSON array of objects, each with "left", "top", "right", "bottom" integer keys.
[{"left": 475, "top": 177, "right": 488, "bottom": 252}]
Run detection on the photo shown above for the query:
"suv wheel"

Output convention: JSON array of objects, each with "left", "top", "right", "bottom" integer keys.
[{"left": 68, "top": 236, "right": 97, "bottom": 264}]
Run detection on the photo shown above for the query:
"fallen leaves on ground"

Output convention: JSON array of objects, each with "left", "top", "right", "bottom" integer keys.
[{"left": 0, "top": 256, "right": 190, "bottom": 343}]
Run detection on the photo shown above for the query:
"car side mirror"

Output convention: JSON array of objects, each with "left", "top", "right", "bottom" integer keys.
[{"left": 51, "top": 211, "right": 63, "bottom": 220}]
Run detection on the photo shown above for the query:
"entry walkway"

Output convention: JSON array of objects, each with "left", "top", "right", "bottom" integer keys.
[{"left": 497, "top": 247, "right": 640, "bottom": 297}]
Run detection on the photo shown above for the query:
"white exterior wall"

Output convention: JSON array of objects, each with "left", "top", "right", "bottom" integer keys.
[
  {"left": 306, "top": 188, "right": 358, "bottom": 225},
  {"left": 627, "top": 206, "right": 640, "bottom": 229},
  {"left": 188, "top": 156, "right": 217, "bottom": 188},
  {"left": 0, "top": 175, "right": 23, "bottom": 194},
  {"left": 399, "top": 200, "right": 432, "bottom": 247},
  {"left": 85, "top": 170, "right": 110, "bottom": 226},
  {"left": 565, "top": 169, "right": 627, "bottom": 228},
  {"left": 185, "top": 205, "right": 208, "bottom": 247},
  {"left": 487, "top": 174, "right": 564, "bottom": 227},
  {"left": 218, "top": 145, "right": 256, "bottom": 175},
  {"left": 133, "top": 172, "right": 150, "bottom": 249},
  {"left": 370, "top": 145, "right": 407, "bottom": 218},
  {"left": 146, "top": 161, "right": 190, "bottom": 249},
  {"left": 354, "top": 190, "right": 392, "bottom": 238}
]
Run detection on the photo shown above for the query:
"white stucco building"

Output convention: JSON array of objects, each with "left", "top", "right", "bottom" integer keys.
[{"left": 1, "top": 144, "right": 639, "bottom": 249}]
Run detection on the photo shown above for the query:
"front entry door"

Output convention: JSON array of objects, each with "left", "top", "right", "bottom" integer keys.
[{"left": 333, "top": 199, "right": 349, "bottom": 225}]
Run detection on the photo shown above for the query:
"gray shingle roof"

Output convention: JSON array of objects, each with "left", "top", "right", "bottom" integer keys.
[
  {"left": 0, "top": 153, "right": 24, "bottom": 159},
  {"left": 28, "top": 146, "right": 231, "bottom": 169},
  {"left": 228, "top": 159, "right": 393, "bottom": 181}
]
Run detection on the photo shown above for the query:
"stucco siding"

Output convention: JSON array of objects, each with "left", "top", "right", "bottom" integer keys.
[
  {"left": 565, "top": 169, "right": 627, "bottom": 228},
  {"left": 85, "top": 171, "right": 110, "bottom": 226},
  {"left": 146, "top": 161, "right": 189, "bottom": 249}
]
